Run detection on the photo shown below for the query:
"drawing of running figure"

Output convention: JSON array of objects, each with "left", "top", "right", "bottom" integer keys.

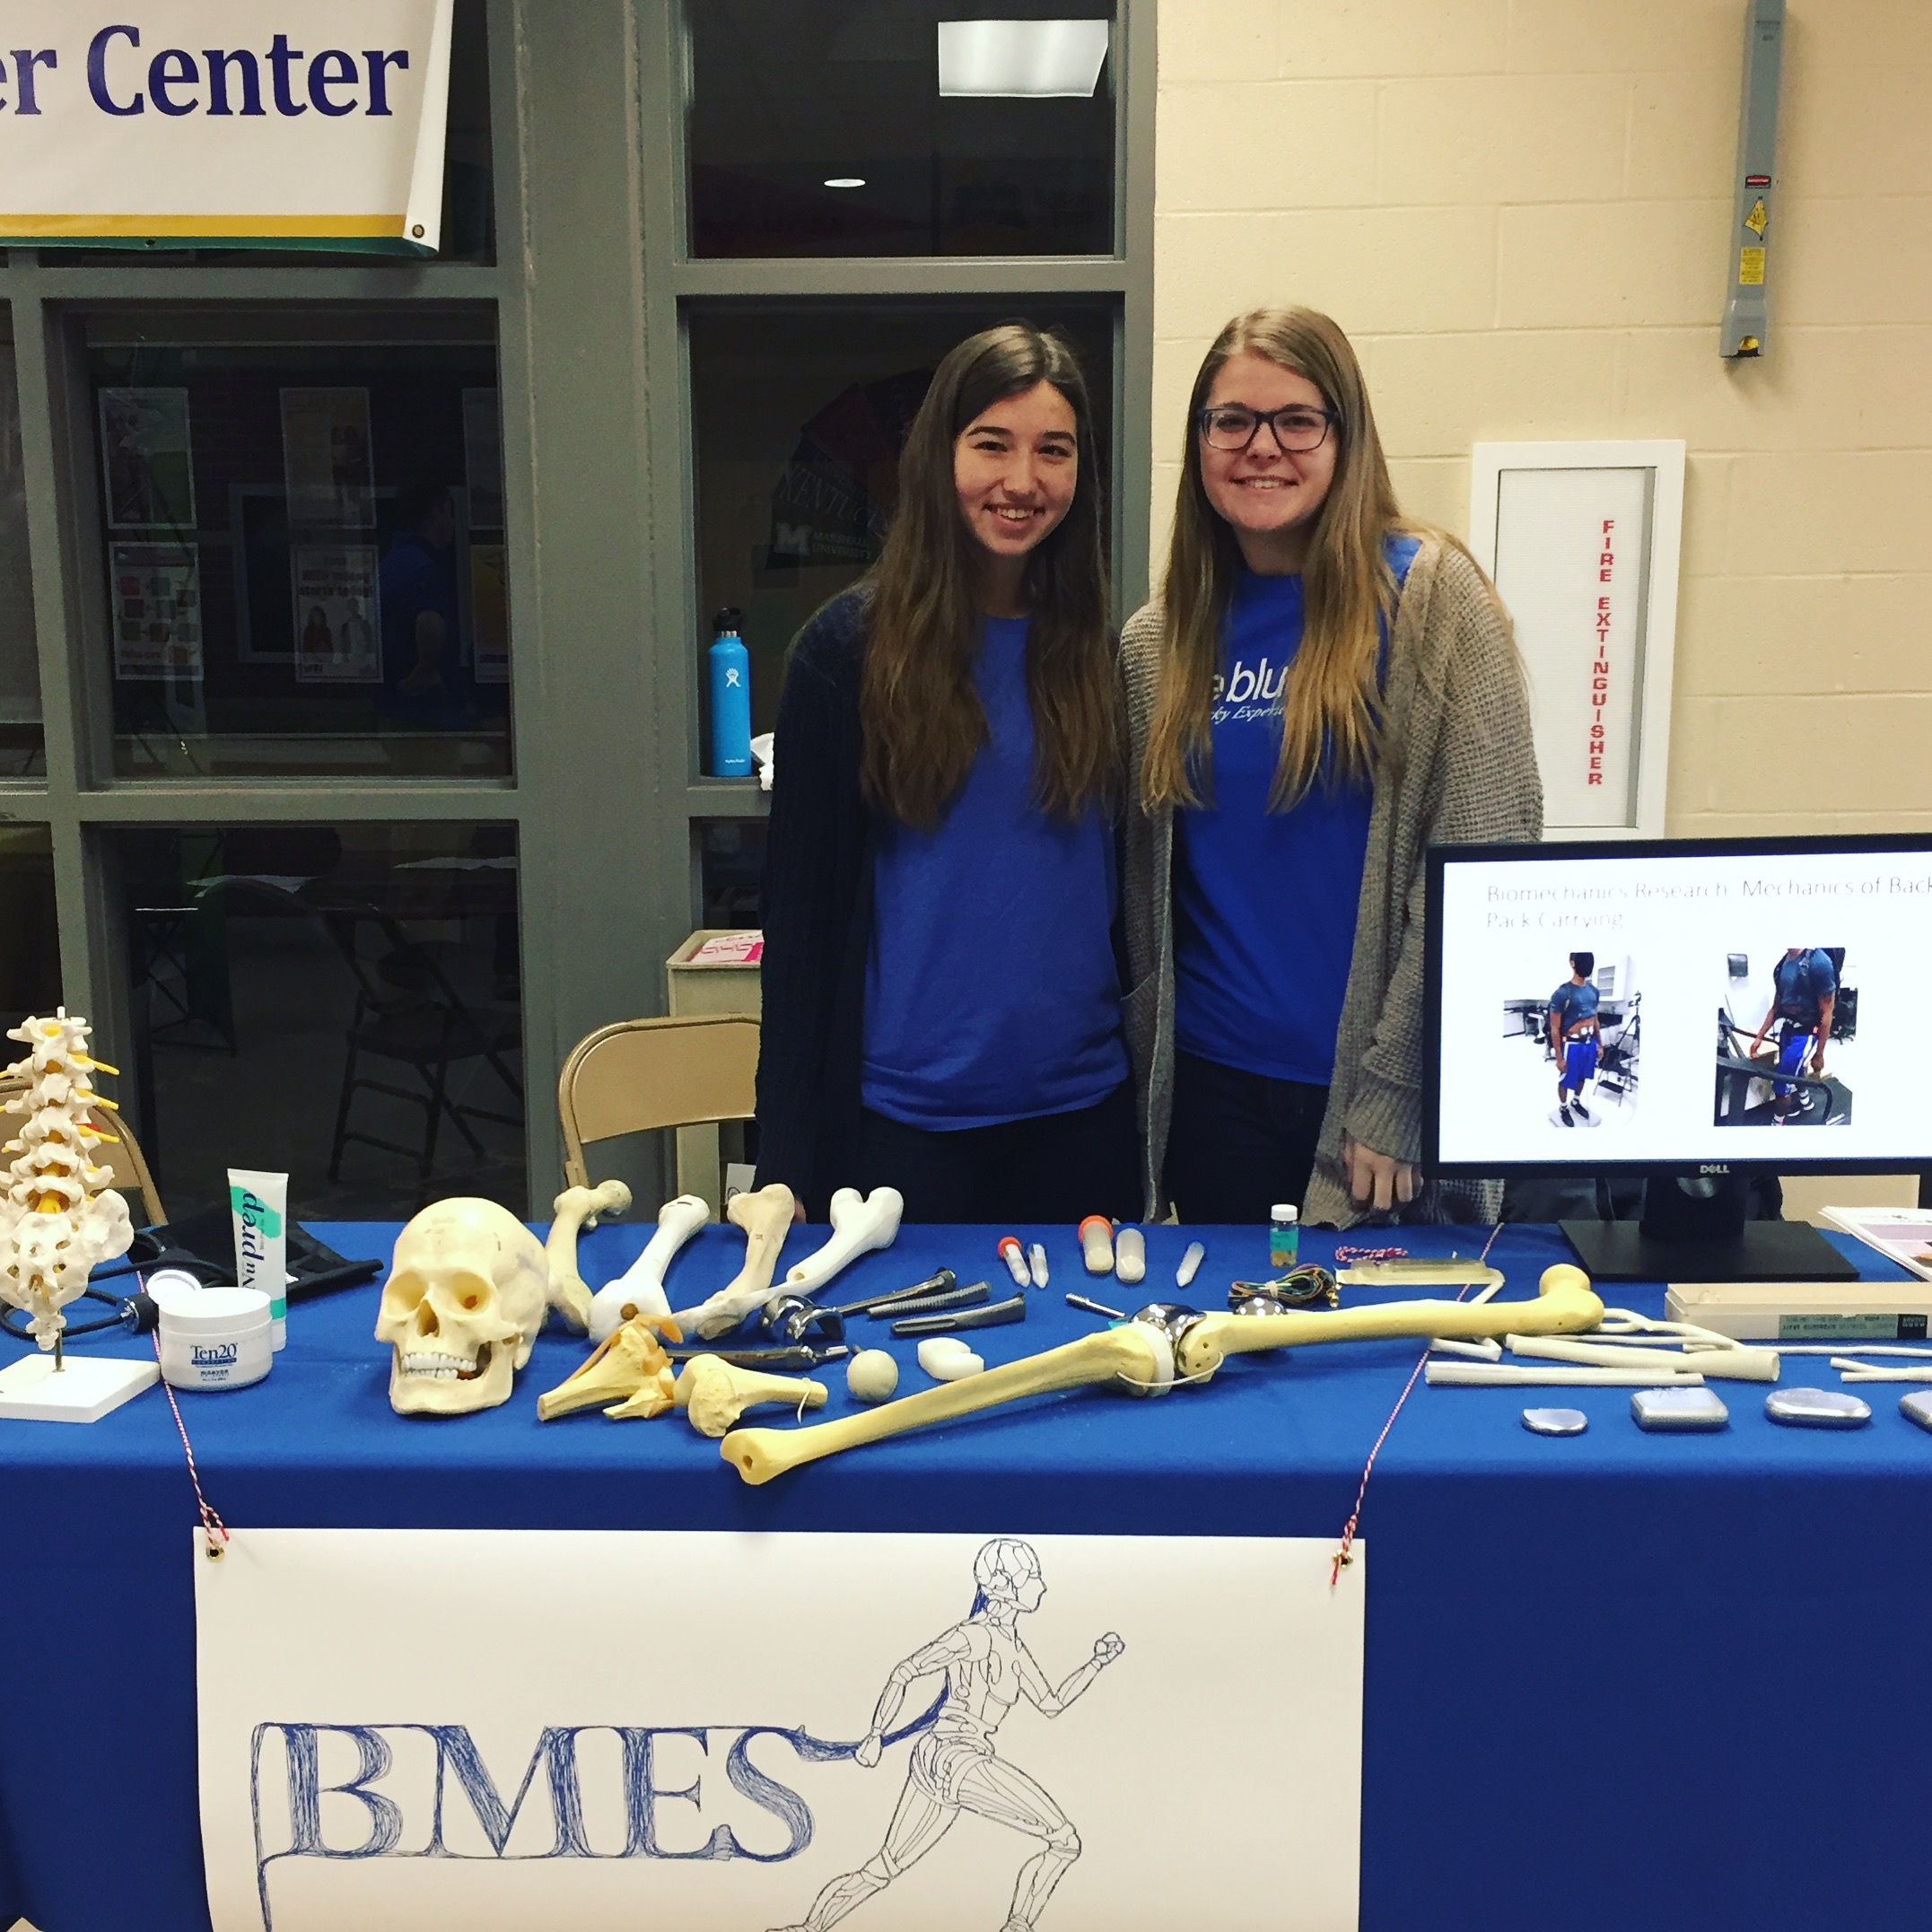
[{"left": 772, "top": 1539, "right": 1124, "bottom": 1932}]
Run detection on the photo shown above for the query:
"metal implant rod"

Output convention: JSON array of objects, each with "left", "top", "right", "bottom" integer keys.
[
  {"left": 826, "top": 1268, "right": 957, "bottom": 1319},
  {"left": 870, "top": 1277, "right": 990, "bottom": 1320},
  {"left": 891, "top": 1291, "right": 1027, "bottom": 1337}
]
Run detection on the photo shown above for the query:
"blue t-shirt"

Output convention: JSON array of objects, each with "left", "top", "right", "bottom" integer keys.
[
  {"left": 378, "top": 530, "right": 471, "bottom": 727},
  {"left": 861, "top": 616, "right": 1127, "bottom": 1130},
  {"left": 1172, "top": 536, "right": 1419, "bottom": 1085},
  {"left": 1549, "top": 979, "right": 1600, "bottom": 1036},
  {"left": 1772, "top": 949, "right": 1836, "bottom": 1027}
]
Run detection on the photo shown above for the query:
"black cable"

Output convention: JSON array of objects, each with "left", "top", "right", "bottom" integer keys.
[{"left": 0, "top": 1283, "right": 160, "bottom": 1342}]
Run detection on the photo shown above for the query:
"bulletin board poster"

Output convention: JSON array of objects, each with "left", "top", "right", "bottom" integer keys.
[
  {"left": 281, "top": 389, "right": 376, "bottom": 529},
  {"left": 109, "top": 542, "right": 204, "bottom": 680},
  {"left": 291, "top": 546, "right": 382, "bottom": 685},
  {"left": 197, "top": 1527, "right": 1367, "bottom": 1932},
  {"left": 469, "top": 542, "right": 509, "bottom": 684},
  {"left": 100, "top": 387, "right": 197, "bottom": 529}
]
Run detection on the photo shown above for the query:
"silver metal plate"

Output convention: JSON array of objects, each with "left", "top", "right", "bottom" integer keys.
[
  {"left": 1522, "top": 1406, "right": 1588, "bottom": 1437},
  {"left": 1630, "top": 1386, "right": 1731, "bottom": 1430},
  {"left": 1764, "top": 1386, "right": 1871, "bottom": 1429},
  {"left": 1901, "top": 1390, "right": 1932, "bottom": 1433}
]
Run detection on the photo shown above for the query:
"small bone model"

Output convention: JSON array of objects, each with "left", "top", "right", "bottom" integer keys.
[
  {"left": 588, "top": 1193, "right": 709, "bottom": 1341},
  {"left": 0, "top": 1011, "right": 135, "bottom": 1359},
  {"left": 676, "top": 1353, "right": 826, "bottom": 1438},
  {"left": 1425, "top": 1305, "right": 1783, "bottom": 1390},
  {"left": 779, "top": 1186, "right": 903, "bottom": 1296},
  {"left": 546, "top": 1178, "right": 631, "bottom": 1331},
  {"left": 1079, "top": 1216, "right": 1114, "bottom": 1275},
  {"left": 721, "top": 1264, "right": 1605, "bottom": 1484},
  {"left": 675, "top": 1183, "right": 795, "bottom": 1338},
  {"left": 538, "top": 1311, "right": 684, "bottom": 1421},
  {"left": 375, "top": 1197, "right": 591, "bottom": 1415}
]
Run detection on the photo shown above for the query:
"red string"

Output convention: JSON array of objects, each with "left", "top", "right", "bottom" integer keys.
[
  {"left": 1330, "top": 1223, "right": 1503, "bottom": 1587},
  {"left": 152, "top": 1333, "right": 231, "bottom": 1560}
]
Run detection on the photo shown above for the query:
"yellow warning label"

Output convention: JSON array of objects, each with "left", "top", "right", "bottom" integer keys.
[
  {"left": 1744, "top": 197, "right": 1769, "bottom": 236},
  {"left": 1738, "top": 246, "right": 1766, "bottom": 285}
]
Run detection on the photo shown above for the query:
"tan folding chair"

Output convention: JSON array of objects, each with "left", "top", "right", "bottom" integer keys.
[
  {"left": 556, "top": 1014, "right": 760, "bottom": 1205},
  {"left": 0, "top": 1073, "right": 167, "bottom": 1226}
]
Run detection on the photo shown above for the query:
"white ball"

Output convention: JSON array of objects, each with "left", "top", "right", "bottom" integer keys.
[{"left": 845, "top": 1349, "right": 900, "bottom": 1403}]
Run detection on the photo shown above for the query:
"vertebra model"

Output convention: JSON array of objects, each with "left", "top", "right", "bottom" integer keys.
[{"left": 0, "top": 1010, "right": 135, "bottom": 1359}]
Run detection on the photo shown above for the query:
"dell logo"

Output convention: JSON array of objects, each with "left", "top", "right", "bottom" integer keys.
[{"left": 1698, "top": 1164, "right": 1731, "bottom": 1176}]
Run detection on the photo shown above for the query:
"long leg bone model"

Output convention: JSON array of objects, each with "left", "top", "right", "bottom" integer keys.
[
  {"left": 546, "top": 1180, "right": 632, "bottom": 1331},
  {"left": 588, "top": 1193, "right": 711, "bottom": 1341},
  {"left": 776, "top": 1186, "right": 904, "bottom": 1297},
  {"left": 721, "top": 1263, "right": 1605, "bottom": 1485},
  {"left": 675, "top": 1183, "right": 796, "bottom": 1339}
]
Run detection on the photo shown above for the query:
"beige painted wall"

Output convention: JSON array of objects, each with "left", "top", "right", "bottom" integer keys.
[{"left": 1152, "top": 0, "right": 1932, "bottom": 841}]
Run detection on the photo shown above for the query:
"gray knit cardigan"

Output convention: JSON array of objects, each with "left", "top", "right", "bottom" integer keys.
[{"left": 1119, "top": 535, "right": 1543, "bottom": 1229}]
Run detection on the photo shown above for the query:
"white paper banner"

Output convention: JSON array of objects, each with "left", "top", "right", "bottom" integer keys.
[
  {"left": 0, "top": 3, "right": 453, "bottom": 249},
  {"left": 197, "top": 1528, "right": 1365, "bottom": 1932}
]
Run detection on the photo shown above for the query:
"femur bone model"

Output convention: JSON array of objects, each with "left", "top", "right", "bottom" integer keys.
[{"left": 0, "top": 1010, "right": 135, "bottom": 1352}]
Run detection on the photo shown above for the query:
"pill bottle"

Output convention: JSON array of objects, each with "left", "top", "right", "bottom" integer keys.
[{"left": 1269, "top": 1203, "right": 1299, "bottom": 1272}]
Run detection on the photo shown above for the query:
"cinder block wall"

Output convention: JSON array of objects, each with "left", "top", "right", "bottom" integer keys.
[{"left": 1151, "top": 0, "right": 1932, "bottom": 839}]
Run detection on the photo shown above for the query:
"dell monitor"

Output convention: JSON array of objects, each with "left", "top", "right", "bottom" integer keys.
[{"left": 1424, "top": 834, "right": 1932, "bottom": 1281}]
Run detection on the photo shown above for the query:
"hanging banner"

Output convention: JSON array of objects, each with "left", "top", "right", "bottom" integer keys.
[
  {"left": 0, "top": 3, "right": 455, "bottom": 250},
  {"left": 1469, "top": 441, "right": 1684, "bottom": 841},
  {"left": 197, "top": 1527, "right": 1366, "bottom": 1932}
]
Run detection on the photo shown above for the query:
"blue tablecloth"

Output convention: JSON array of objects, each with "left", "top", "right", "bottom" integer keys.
[{"left": 3, "top": 1220, "right": 1928, "bottom": 1931}]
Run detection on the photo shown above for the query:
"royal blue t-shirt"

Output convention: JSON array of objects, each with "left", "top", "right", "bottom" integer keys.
[
  {"left": 1172, "top": 537, "right": 1419, "bottom": 1086},
  {"left": 861, "top": 616, "right": 1127, "bottom": 1130},
  {"left": 1549, "top": 979, "right": 1601, "bottom": 1036},
  {"left": 1772, "top": 949, "right": 1836, "bottom": 1027}
]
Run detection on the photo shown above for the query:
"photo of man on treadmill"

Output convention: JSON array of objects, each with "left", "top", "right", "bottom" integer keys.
[
  {"left": 1548, "top": 951, "right": 1601, "bottom": 1127},
  {"left": 1751, "top": 947, "right": 1837, "bottom": 1122}
]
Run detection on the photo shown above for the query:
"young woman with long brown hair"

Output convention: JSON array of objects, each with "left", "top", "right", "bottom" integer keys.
[
  {"left": 756, "top": 323, "right": 1138, "bottom": 1223},
  {"left": 1122, "top": 307, "right": 1541, "bottom": 1228}
]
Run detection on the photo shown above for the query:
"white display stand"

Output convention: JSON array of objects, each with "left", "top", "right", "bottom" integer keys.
[
  {"left": 1469, "top": 441, "right": 1685, "bottom": 839},
  {"left": 0, "top": 1351, "right": 159, "bottom": 1423}
]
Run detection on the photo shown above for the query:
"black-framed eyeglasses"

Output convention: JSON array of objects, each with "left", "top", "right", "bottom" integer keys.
[{"left": 1195, "top": 402, "right": 1338, "bottom": 454}]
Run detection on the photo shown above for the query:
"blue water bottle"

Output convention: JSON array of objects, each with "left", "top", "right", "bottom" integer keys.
[{"left": 708, "top": 607, "right": 753, "bottom": 778}]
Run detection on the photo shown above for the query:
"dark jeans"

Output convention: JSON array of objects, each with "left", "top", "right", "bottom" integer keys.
[
  {"left": 1165, "top": 1048, "right": 1327, "bottom": 1224},
  {"left": 854, "top": 1080, "right": 1141, "bottom": 1225}
]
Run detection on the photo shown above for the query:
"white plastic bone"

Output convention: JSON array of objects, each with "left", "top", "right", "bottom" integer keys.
[
  {"left": 546, "top": 1180, "right": 629, "bottom": 1336},
  {"left": 676, "top": 1183, "right": 796, "bottom": 1338},
  {"left": 1508, "top": 1333, "right": 1780, "bottom": 1383},
  {"left": 1430, "top": 1337, "right": 1503, "bottom": 1361},
  {"left": 376, "top": 1198, "right": 581, "bottom": 1416},
  {"left": 918, "top": 1339, "right": 983, "bottom": 1381},
  {"left": 0, "top": 1011, "right": 135, "bottom": 1355},
  {"left": 780, "top": 1186, "right": 903, "bottom": 1297},
  {"left": 1833, "top": 1362, "right": 1932, "bottom": 1383},
  {"left": 845, "top": 1349, "right": 899, "bottom": 1403},
  {"left": 675, "top": 1353, "right": 826, "bottom": 1437},
  {"left": 1426, "top": 1360, "right": 1703, "bottom": 1387},
  {"left": 1114, "top": 1227, "right": 1146, "bottom": 1286},
  {"left": 589, "top": 1193, "right": 709, "bottom": 1342}
]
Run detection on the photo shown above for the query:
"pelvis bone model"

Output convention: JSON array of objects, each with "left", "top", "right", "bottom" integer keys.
[
  {"left": 375, "top": 1197, "right": 593, "bottom": 1415},
  {"left": 720, "top": 1264, "right": 1606, "bottom": 1485},
  {"left": 0, "top": 1010, "right": 134, "bottom": 1356}
]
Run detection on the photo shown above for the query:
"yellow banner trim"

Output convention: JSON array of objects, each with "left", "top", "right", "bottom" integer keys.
[{"left": 0, "top": 213, "right": 407, "bottom": 239}]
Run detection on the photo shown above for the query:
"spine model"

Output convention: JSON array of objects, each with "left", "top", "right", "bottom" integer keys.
[{"left": 0, "top": 1010, "right": 135, "bottom": 1356}]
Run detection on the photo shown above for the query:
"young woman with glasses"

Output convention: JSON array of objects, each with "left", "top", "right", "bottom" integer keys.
[
  {"left": 1121, "top": 307, "right": 1541, "bottom": 1228},
  {"left": 755, "top": 323, "right": 1139, "bottom": 1224}
]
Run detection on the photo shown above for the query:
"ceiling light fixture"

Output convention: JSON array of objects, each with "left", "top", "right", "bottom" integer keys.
[
  {"left": 937, "top": 19, "right": 1110, "bottom": 98},
  {"left": 823, "top": 177, "right": 867, "bottom": 188}
]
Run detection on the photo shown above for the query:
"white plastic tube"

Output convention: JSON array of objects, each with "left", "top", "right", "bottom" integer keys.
[
  {"left": 228, "top": 1168, "right": 288, "bottom": 1351},
  {"left": 1427, "top": 1361, "right": 1703, "bottom": 1387}
]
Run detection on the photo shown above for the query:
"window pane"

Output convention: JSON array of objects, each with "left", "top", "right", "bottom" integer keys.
[
  {"left": 0, "top": 324, "right": 44, "bottom": 777},
  {"left": 686, "top": 2, "right": 1116, "bottom": 258},
  {"left": 689, "top": 297, "right": 1116, "bottom": 742},
  {"left": 112, "top": 822, "right": 523, "bottom": 1221},
  {"left": 698, "top": 818, "right": 767, "bottom": 926},
  {"left": 0, "top": 825, "right": 58, "bottom": 1036},
  {"left": 87, "top": 328, "right": 512, "bottom": 779}
]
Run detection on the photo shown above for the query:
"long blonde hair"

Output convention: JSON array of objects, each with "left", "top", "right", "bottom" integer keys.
[{"left": 1141, "top": 307, "right": 1415, "bottom": 811}]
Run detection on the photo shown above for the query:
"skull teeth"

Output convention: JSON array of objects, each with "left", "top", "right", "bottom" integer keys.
[{"left": 398, "top": 1348, "right": 490, "bottom": 1381}]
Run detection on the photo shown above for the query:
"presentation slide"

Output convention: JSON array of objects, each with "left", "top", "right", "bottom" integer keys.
[{"left": 1432, "top": 845, "right": 1932, "bottom": 1169}]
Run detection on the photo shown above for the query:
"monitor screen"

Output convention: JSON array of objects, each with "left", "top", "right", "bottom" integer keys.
[{"left": 1424, "top": 835, "right": 1932, "bottom": 1176}]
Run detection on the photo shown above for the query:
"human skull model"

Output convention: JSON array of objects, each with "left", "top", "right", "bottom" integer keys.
[
  {"left": 0, "top": 1010, "right": 135, "bottom": 1352},
  {"left": 375, "top": 1197, "right": 578, "bottom": 1416}
]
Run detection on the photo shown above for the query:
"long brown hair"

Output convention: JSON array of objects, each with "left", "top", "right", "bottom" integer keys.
[
  {"left": 860, "top": 323, "right": 1115, "bottom": 829},
  {"left": 1141, "top": 307, "right": 1418, "bottom": 811}
]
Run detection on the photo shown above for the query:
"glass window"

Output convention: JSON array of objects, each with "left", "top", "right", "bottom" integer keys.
[
  {"left": 688, "top": 296, "right": 1116, "bottom": 743},
  {"left": 85, "top": 325, "right": 512, "bottom": 779},
  {"left": 0, "top": 319, "right": 44, "bottom": 777},
  {"left": 698, "top": 818, "right": 766, "bottom": 926},
  {"left": 0, "top": 825, "right": 58, "bottom": 1036},
  {"left": 111, "top": 822, "right": 523, "bottom": 1220},
  {"left": 686, "top": 2, "right": 1116, "bottom": 258}
]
